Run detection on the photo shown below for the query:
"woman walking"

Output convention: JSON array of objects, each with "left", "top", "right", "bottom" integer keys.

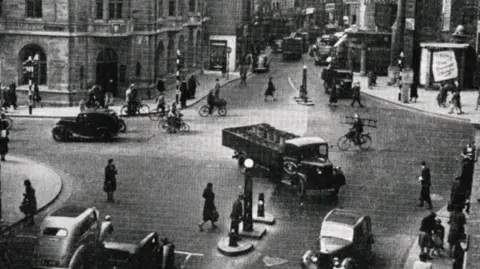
[
  {"left": 410, "top": 82, "right": 418, "bottom": 103},
  {"left": 198, "top": 183, "right": 218, "bottom": 231},
  {"left": 20, "top": 179, "right": 37, "bottom": 226}
]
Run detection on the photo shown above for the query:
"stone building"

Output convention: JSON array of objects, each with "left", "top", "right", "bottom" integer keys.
[{"left": 0, "top": 0, "right": 209, "bottom": 105}]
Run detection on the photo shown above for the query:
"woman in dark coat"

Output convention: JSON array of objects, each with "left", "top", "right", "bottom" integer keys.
[
  {"left": 198, "top": 183, "right": 217, "bottom": 231},
  {"left": 0, "top": 113, "right": 9, "bottom": 161},
  {"left": 410, "top": 82, "right": 418, "bottom": 102},
  {"left": 179, "top": 80, "right": 188, "bottom": 108},
  {"left": 20, "top": 179, "right": 37, "bottom": 225},
  {"left": 329, "top": 84, "right": 338, "bottom": 106}
]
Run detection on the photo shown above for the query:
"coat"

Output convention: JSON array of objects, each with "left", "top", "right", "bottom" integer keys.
[
  {"left": 202, "top": 188, "right": 216, "bottom": 221},
  {"left": 104, "top": 164, "right": 117, "bottom": 192},
  {"left": 20, "top": 186, "right": 37, "bottom": 215},
  {"left": 230, "top": 199, "right": 243, "bottom": 220},
  {"left": 420, "top": 167, "right": 431, "bottom": 187},
  {"left": 352, "top": 86, "right": 360, "bottom": 99}
]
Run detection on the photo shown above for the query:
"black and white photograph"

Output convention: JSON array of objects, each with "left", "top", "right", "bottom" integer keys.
[{"left": 0, "top": 0, "right": 479, "bottom": 269}]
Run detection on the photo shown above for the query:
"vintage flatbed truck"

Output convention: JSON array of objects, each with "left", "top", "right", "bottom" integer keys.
[{"left": 222, "top": 123, "right": 345, "bottom": 197}]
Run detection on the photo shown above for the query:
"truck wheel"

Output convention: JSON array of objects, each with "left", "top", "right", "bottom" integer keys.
[{"left": 293, "top": 174, "right": 307, "bottom": 197}]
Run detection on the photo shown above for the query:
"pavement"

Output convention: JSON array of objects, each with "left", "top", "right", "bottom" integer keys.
[{"left": 1, "top": 155, "right": 63, "bottom": 226}]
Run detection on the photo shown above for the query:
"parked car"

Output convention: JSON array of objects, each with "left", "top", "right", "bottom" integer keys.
[
  {"left": 272, "top": 39, "right": 283, "bottom": 53},
  {"left": 253, "top": 54, "right": 270, "bottom": 73},
  {"left": 101, "top": 232, "right": 175, "bottom": 269},
  {"left": 301, "top": 209, "right": 374, "bottom": 269},
  {"left": 32, "top": 205, "right": 113, "bottom": 269},
  {"left": 52, "top": 110, "right": 123, "bottom": 142},
  {"left": 331, "top": 69, "right": 353, "bottom": 98}
]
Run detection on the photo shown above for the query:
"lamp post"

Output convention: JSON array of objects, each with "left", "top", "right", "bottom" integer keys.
[{"left": 243, "top": 158, "right": 254, "bottom": 232}]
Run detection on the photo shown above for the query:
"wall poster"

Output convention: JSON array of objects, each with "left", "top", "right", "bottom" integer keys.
[{"left": 209, "top": 40, "right": 227, "bottom": 71}]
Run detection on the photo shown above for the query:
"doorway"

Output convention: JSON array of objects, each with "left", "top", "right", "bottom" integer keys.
[{"left": 96, "top": 48, "right": 119, "bottom": 96}]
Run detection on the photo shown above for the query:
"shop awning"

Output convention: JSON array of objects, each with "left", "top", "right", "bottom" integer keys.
[
  {"left": 334, "top": 34, "right": 347, "bottom": 47},
  {"left": 420, "top": 42, "right": 470, "bottom": 50}
]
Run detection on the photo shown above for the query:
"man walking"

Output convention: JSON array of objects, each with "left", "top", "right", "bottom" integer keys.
[
  {"left": 418, "top": 161, "right": 433, "bottom": 210},
  {"left": 230, "top": 194, "right": 243, "bottom": 236},
  {"left": 187, "top": 74, "right": 200, "bottom": 100},
  {"left": 104, "top": 159, "right": 117, "bottom": 203},
  {"left": 350, "top": 82, "right": 364, "bottom": 107},
  {"left": 198, "top": 183, "right": 217, "bottom": 231}
]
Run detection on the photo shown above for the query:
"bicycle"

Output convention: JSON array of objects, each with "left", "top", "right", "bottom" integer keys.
[
  {"left": 337, "top": 132, "right": 372, "bottom": 151},
  {"left": 159, "top": 118, "right": 190, "bottom": 133},
  {"left": 119, "top": 102, "right": 150, "bottom": 117},
  {"left": 148, "top": 105, "right": 171, "bottom": 121},
  {"left": 199, "top": 99, "right": 227, "bottom": 117}
]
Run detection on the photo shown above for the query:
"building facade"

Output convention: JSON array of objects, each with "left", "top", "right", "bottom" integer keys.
[{"left": 0, "top": 0, "right": 209, "bottom": 105}]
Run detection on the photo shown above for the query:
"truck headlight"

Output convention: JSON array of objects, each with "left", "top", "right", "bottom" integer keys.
[{"left": 316, "top": 168, "right": 322, "bottom": 174}]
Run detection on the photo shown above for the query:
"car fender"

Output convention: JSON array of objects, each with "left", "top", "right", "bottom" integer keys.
[
  {"left": 68, "top": 244, "right": 87, "bottom": 269},
  {"left": 99, "top": 221, "right": 113, "bottom": 243}
]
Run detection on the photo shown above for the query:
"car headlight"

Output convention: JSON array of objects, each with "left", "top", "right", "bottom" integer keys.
[
  {"left": 311, "top": 256, "right": 318, "bottom": 262},
  {"left": 316, "top": 168, "right": 323, "bottom": 174}
]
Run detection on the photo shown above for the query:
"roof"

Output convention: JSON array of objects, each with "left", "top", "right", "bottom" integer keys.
[
  {"left": 50, "top": 205, "right": 89, "bottom": 218},
  {"left": 324, "top": 209, "right": 363, "bottom": 226},
  {"left": 420, "top": 43, "right": 470, "bottom": 49},
  {"left": 285, "top": 137, "right": 327, "bottom": 147},
  {"left": 40, "top": 217, "right": 79, "bottom": 231}
]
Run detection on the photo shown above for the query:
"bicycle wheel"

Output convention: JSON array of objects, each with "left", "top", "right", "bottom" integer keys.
[
  {"left": 180, "top": 122, "right": 190, "bottom": 132},
  {"left": 198, "top": 106, "right": 210, "bottom": 117},
  {"left": 2, "top": 118, "right": 13, "bottom": 130},
  {"left": 148, "top": 108, "right": 161, "bottom": 121},
  {"left": 159, "top": 119, "right": 168, "bottom": 130},
  {"left": 218, "top": 107, "right": 227, "bottom": 116},
  {"left": 137, "top": 104, "right": 150, "bottom": 115},
  {"left": 359, "top": 135, "right": 372, "bottom": 150},
  {"left": 337, "top": 135, "right": 351, "bottom": 151},
  {"left": 120, "top": 105, "right": 128, "bottom": 116}
]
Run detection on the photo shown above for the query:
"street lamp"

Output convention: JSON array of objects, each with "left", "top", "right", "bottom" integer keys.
[{"left": 243, "top": 158, "right": 254, "bottom": 232}]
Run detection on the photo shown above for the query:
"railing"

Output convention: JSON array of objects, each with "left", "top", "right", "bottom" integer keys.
[{"left": 88, "top": 20, "right": 134, "bottom": 35}]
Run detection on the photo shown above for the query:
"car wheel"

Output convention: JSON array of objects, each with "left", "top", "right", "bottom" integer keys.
[
  {"left": 2, "top": 118, "right": 13, "bottom": 130},
  {"left": 52, "top": 126, "right": 69, "bottom": 142},
  {"left": 295, "top": 175, "right": 307, "bottom": 198},
  {"left": 120, "top": 105, "right": 128, "bottom": 116},
  {"left": 97, "top": 128, "right": 112, "bottom": 141},
  {"left": 118, "top": 119, "right": 127, "bottom": 133}
]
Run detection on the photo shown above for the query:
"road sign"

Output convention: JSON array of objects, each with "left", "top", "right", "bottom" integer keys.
[{"left": 227, "top": 47, "right": 232, "bottom": 54}]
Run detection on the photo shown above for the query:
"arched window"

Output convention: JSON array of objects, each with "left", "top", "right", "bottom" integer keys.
[
  {"left": 19, "top": 44, "right": 47, "bottom": 85},
  {"left": 108, "top": 0, "right": 123, "bottom": 19},
  {"left": 96, "top": 0, "right": 103, "bottom": 19},
  {"left": 79, "top": 66, "right": 85, "bottom": 89},
  {"left": 135, "top": 62, "right": 141, "bottom": 77},
  {"left": 26, "top": 0, "right": 43, "bottom": 18},
  {"left": 168, "top": 0, "right": 175, "bottom": 16},
  {"left": 188, "top": 0, "right": 195, "bottom": 12}
]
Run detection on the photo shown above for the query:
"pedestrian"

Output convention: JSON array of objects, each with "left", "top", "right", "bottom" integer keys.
[
  {"left": 96, "top": 85, "right": 106, "bottom": 108},
  {"left": 264, "top": 77, "right": 277, "bottom": 101},
  {"left": 20, "top": 179, "right": 37, "bottom": 226},
  {"left": 460, "top": 156, "right": 474, "bottom": 198},
  {"left": 33, "top": 83, "right": 41, "bottom": 106},
  {"left": 329, "top": 84, "right": 338, "bottom": 106},
  {"left": 105, "top": 79, "right": 115, "bottom": 107},
  {"left": 214, "top": 78, "right": 221, "bottom": 100},
  {"left": 198, "top": 183, "right": 218, "bottom": 231},
  {"left": 412, "top": 253, "right": 432, "bottom": 269},
  {"left": 207, "top": 89, "right": 215, "bottom": 115},
  {"left": 104, "top": 159, "right": 117, "bottom": 203},
  {"left": 230, "top": 194, "right": 243, "bottom": 236},
  {"left": 417, "top": 161, "right": 433, "bottom": 210},
  {"left": 350, "top": 82, "right": 364, "bottom": 107},
  {"left": 448, "top": 206, "right": 466, "bottom": 256},
  {"left": 367, "top": 70, "right": 376, "bottom": 89},
  {"left": 157, "top": 79, "right": 166, "bottom": 94},
  {"left": 419, "top": 211, "right": 436, "bottom": 257},
  {"left": 187, "top": 74, "right": 200, "bottom": 100},
  {"left": 452, "top": 241, "right": 466, "bottom": 269},
  {"left": 449, "top": 177, "right": 466, "bottom": 212},
  {"left": 180, "top": 79, "right": 188, "bottom": 108},
  {"left": 431, "top": 219, "right": 445, "bottom": 256},
  {"left": 448, "top": 87, "right": 463, "bottom": 114},
  {"left": 9, "top": 80, "right": 17, "bottom": 109},
  {"left": 461, "top": 143, "right": 475, "bottom": 161},
  {"left": 410, "top": 81, "right": 418, "bottom": 103},
  {"left": 437, "top": 83, "right": 447, "bottom": 107},
  {"left": 0, "top": 113, "right": 9, "bottom": 161},
  {"left": 398, "top": 76, "right": 403, "bottom": 101}
]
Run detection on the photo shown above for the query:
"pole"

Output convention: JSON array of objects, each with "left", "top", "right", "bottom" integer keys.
[
  {"left": 243, "top": 161, "right": 254, "bottom": 232},
  {"left": 226, "top": 52, "right": 230, "bottom": 80}
]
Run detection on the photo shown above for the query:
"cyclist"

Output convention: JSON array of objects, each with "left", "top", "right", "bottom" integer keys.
[
  {"left": 167, "top": 103, "right": 182, "bottom": 132},
  {"left": 350, "top": 113, "right": 364, "bottom": 145},
  {"left": 126, "top": 84, "right": 138, "bottom": 115},
  {"left": 207, "top": 89, "right": 215, "bottom": 115},
  {"left": 156, "top": 91, "right": 166, "bottom": 115}
]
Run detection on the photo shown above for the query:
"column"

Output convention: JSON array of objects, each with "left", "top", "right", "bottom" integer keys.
[
  {"left": 360, "top": 42, "right": 367, "bottom": 76},
  {"left": 425, "top": 50, "right": 432, "bottom": 89},
  {"left": 103, "top": 0, "right": 108, "bottom": 20},
  {"left": 459, "top": 49, "right": 465, "bottom": 90}
]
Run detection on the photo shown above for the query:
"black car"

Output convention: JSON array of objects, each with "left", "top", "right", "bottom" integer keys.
[
  {"left": 101, "top": 232, "right": 175, "bottom": 269},
  {"left": 52, "top": 110, "right": 123, "bottom": 142},
  {"left": 332, "top": 70, "right": 353, "bottom": 98}
]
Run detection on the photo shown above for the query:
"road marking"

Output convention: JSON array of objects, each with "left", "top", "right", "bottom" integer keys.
[
  {"left": 288, "top": 77, "right": 299, "bottom": 92},
  {"left": 175, "top": 250, "right": 204, "bottom": 257}
]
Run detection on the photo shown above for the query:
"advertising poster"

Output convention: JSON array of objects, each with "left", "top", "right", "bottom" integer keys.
[
  {"left": 432, "top": 50, "right": 458, "bottom": 82},
  {"left": 209, "top": 40, "right": 227, "bottom": 71}
]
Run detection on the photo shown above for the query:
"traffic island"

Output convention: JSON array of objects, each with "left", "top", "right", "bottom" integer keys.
[
  {"left": 238, "top": 223, "right": 267, "bottom": 239},
  {"left": 253, "top": 212, "right": 275, "bottom": 225},
  {"left": 217, "top": 236, "right": 254, "bottom": 256}
]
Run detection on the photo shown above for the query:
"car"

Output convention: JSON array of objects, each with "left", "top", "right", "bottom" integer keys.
[
  {"left": 52, "top": 110, "right": 123, "bottom": 142},
  {"left": 301, "top": 209, "right": 374, "bottom": 269},
  {"left": 272, "top": 39, "right": 283, "bottom": 53},
  {"left": 332, "top": 69, "right": 353, "bottom": 98},
  {"left": 253, "top": 54, "right": 270, "bottom": 73},
  {"left": 101, "top": 231, "right": 175, "bottom": 269},
  {"left": 32, "top": 205, "right": 113, "bottom": 269}
]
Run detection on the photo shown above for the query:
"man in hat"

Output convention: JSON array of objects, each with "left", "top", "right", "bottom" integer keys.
[
  {"left": 230, "top": 194, "right": 243, "bottom": 236},
  {"left": 104, "top": 159, "right": 117, "bottom": 202},
  {"left": 350, "top": 81, "right": 364, "bottom": 108},
  {"left": 418, "top": 161, "right": 433, "bottom": 210}
]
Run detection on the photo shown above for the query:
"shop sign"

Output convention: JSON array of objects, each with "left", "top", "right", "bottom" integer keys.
[
  {"left": 432, "top": 50, "right": 458, "bottom": 82},
  {"left": 343, "top": 0, "right": 359, "bottom": 4},
  {"left": 325, "top": 3, "right": 335, "bottom": 12},
  {"left": 405, "top": 18, "right": 415, "bottom": 31}
]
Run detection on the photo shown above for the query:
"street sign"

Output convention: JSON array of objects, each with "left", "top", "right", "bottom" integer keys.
[
  {"left": 325, "top": 3, "right": 335, "bottom": 12},
  {"left": 227, "top": 47, "right": 232, "bottom": 54}
]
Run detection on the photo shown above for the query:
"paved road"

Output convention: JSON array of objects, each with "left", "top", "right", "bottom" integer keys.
[{"left": 5, "top": 53, "right": 474, "bottom": 269}]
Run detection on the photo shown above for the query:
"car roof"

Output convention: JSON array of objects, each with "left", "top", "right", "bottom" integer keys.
[
  {"left": 336, "top": 69, "right": 353, "bottom": 74},
  {"left": 50, "top": 205, "right": 90, "bottom": 218},
  {"left": 285, "top": 137, "right": 327, "bottom": 147},
  {"left": 324, "top": 209, "right": 364, "bottom": 227},
  {"left": 41, "top": 206, "right": 94, "bottom": 231}
]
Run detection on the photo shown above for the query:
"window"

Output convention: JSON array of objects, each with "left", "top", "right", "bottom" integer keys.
[
  {"left": 0, "top": 0, "right": 3, "bottom": 15},
  {"left": 135, "top": 62, "right": 141, "bottom": 77},
  {"left": 42, "top": 227, "right": 68, "bottom": 237},
  {"left": 188, "top": 0, "right": 195, "bottom": 12},
  {"left": 96, "top": 0, "right": 103, "bottom": 19},
  {"left": 108, "top": 0, "right": 123, "bottom": 19},
  {"left": 79, "top": 66, "right": 85, "bottom": 89},
  {"left": 119, "top": 65, "right": 126, "bottom": 83},
  {"left": 168, "top": 0, "right": 175, "bottom": 16},
  {"left": 158, "top": 0, "right": 163, "bottom": 17},
  {"left": 26, "top": 0, "right": 43, "bottom": 18}
]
